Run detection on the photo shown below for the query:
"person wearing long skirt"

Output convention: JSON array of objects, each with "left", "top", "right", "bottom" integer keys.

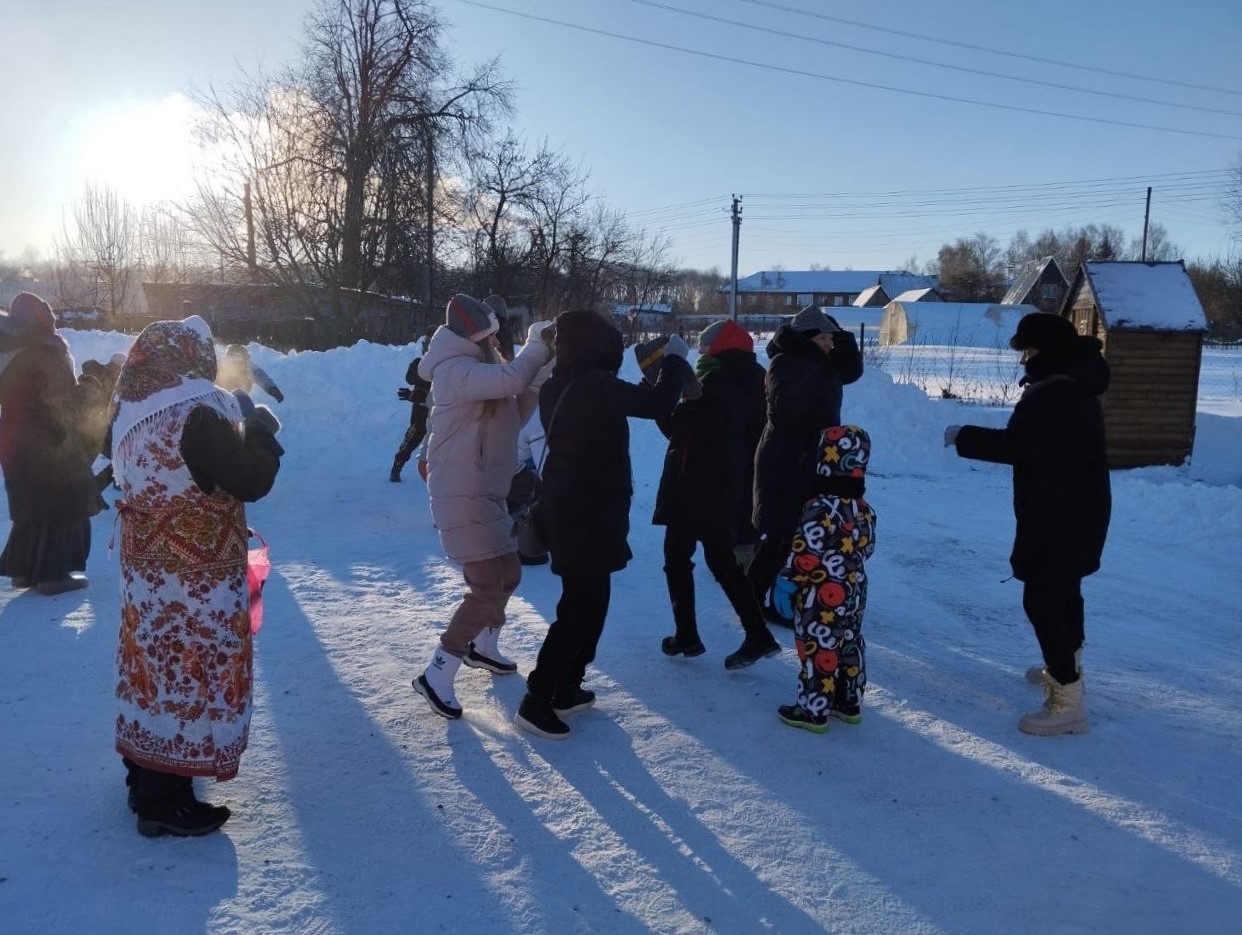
[
  {"left": 112, "top": 316, "right": 283, "bottom": 837},
  {"left": 0, "top": 292, "right": 102, "bottom": 595}
]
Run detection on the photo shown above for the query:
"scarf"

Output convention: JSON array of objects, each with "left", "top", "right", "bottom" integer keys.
[{"left": 112, "top": 316, "right": 222, "bottom": 450}]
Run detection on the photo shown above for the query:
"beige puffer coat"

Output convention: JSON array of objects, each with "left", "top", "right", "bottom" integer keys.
[{"left": 418, "top": 326, "right": 553, "bottom": 563}]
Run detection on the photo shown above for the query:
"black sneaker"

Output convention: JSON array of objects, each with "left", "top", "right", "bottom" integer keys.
[
  {"left": 412, "top": 674, "right": 463, "bottom": 719},
  {"left": 661, "top": 635, "right": 706, "bottom": 658},
  {"left": 136, "top": 799, "right": 231, "bottom": 838},
  {"left": 514, "top": 693, "right": 570, "bottom": 739},
  {"left": 552, "top": 686, "right": 596, "bottom": 716},
  {"left": 777, "top": 704, "right": 828, "bottom": 734},
  {"left": 724, "top": 634, "right": 782, "bottom": 670}
]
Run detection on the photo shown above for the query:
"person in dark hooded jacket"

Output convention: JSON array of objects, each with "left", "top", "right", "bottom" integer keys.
[
  {"left": 516, "top": 309, "right": 693, "bottom": 739},
  {"left": 750, "top": 306, "right": 863, "bottom": 625},
  {"left": 947, "top": 311, "right": 1110, "bottom": 737},
  {"left": 652, "top": 318, "right": 780, "bottom": 670}
]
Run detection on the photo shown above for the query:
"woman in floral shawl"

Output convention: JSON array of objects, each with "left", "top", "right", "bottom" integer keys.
[{"left": 112, "top": 316, "right": 283, "bottom": 838}]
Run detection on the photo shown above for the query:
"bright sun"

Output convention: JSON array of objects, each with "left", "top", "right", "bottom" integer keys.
[{"left": 73, "top": 94, "right": 204, "bottom": 207}]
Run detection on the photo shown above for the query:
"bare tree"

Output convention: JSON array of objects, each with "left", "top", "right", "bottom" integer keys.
[{"left": 59, "top": 183, "right": 139, "bottom": 314}]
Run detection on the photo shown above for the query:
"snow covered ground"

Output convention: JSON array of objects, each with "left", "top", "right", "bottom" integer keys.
[{"left": 1, "top": 329, "right": 1239, "bottom": 935}]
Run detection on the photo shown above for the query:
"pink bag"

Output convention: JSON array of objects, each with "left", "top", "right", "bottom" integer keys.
[{"left": 247, "top": 530, "right": 272, "bottom": 636}]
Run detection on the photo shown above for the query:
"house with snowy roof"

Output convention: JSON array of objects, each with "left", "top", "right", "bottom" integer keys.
[
  {"left": 1063, "top": 260, "right": 1209, "bottom": 467},
  {"left": 889, "top": 286, "right": 945, "bottom": 304},
  {"left": 1002, "top": 256, "right": 1069, "bottom": 313},
  {"left": 722, "top": 270, "right": 938, "bottom": 314}
]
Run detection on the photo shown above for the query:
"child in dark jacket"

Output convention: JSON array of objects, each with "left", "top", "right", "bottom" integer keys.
[
  {"left": 652, "top": 318, "right": 777, "bottom": 669},
  {"left": 777, "top": 425, "right": 876, "bottom": 733},
  {"left": 946, "top": 311, "right": 1110, "bottom": 737},
  {"left": 390, "top": 358, "right": 431, "bottom": 482}
]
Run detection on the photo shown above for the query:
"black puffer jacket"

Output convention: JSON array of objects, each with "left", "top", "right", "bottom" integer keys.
[
  {"left": 539, "top": 311, "right": 690, "bottom": 577},
  {"left": 652, "top": 348, "right": 766, "bottom": 544},
  {"left": 752, "top": 326, "right": 863, "bottom": 538},
  {"left": 955, "top": 336, "right": 1111, "bottom": 581}
]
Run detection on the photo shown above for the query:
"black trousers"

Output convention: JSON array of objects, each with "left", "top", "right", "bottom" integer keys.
[
  {"left": 525, "top": 573, "right": 611, "bottom": 702},
  {"left": 1022, "top": 574, "right": 1085, "bottom": 685},
  {"left": 746, "top": 533, "right": 792, "bottom": 611},
  {"left": 663, "top": 526, "right": 766, "bottom": 642},
  {"left": 392, "top": 407, "right": 429, "bottom": 466}
]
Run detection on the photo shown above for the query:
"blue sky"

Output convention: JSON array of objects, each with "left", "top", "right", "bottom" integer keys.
[{"left": 4, "top": 0, "right": 1240, "bottom": 273}]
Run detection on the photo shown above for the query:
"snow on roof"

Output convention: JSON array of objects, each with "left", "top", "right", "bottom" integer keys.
[
  {"left": 1083, "top": 261, "right": 1208, "bottom": 332},
  {"left": 890, "top": 287, "right": 940, "bottom": 303},
  {"left": 724, "top": 270, "right": 937, "bottom": 295},
  {"left": 852, "top": 284, "right": 887, "bottom": 307},
  {"left": 1002, "top": 256, "right": 1066, "bottom": 306}
]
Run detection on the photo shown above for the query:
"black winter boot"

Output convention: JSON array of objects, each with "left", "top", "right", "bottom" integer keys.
[
  {"left": 551, "top": 685, "right": 596, "bottom": 715},
  {"left": 724, "top": 632, "right": 781, "bottom": 670},
  {"left": 132, "top": 767, "right": 230, "bottom": 838}
]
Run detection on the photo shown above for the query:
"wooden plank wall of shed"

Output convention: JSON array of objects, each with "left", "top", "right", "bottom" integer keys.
[{"left": 1100, "top": 330, "right": 1201, "bottom": 466}]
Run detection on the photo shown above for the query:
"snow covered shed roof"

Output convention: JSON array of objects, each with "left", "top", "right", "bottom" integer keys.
[
  {"left": 1081, "top": 261, "right": 1208, "bottom": 332},
  {"left": 890, "top": 287, "right": 942, "bottom": 303},
  {"left": 852, "top": 284, "right": 888, "bottom": 307}
]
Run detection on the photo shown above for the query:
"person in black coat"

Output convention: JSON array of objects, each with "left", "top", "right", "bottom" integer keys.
[
  {"left": 749, "top": 306, "right": 863, "bottom": 624},
  {"left": 390, "top": 357, "right": 431, "bottom": 482},
  {"left": 516, "top": 309, "right": 692, "bottom": 739},
  {"left": 653, "top": 318, "right": 780, "bottom": 670},
  {"left": 947, "top": 311, "right": 1110, "bottom": 737},
  {"left": 0, "top": 293, "right": 103, "bottom": 595}
]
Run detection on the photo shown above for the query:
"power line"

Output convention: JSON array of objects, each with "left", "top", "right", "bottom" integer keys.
[
  {"left": 447, "top": 0, "right": 1242, "bottom": 141},
  {"left": 735, "top": 0, "right": 1242, "bottom": 99},
  {"left": 619, "top": 0, "right": 1242, "bottom": 117}
]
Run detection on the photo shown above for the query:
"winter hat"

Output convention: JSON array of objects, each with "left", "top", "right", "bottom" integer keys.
[
  {"left": 6, "top": 292, "right": 56, "bottom": 333},
  {"left": 225, "top": 344, "right": 250, "bottom": 361},
  {"left": 445, "top": 293, "right": 499, "bottom": 343},
  {"left": 816, "top": 425, "right": 871, "bottom": 479},
  {"left": 483, "top": 294, "right": 508, "bottom": 319},
  {"left": 553, "top": 308, "right": 623, "bottom": 374},
  {"left": 1009, "top": 312, "right": 1077, "bottom": 353},
  {"left": 697, "top": 318, "right": 754, "bottom": 356},
  {"left": 790, "top": 305, "right": 841, "bottom": 335}
]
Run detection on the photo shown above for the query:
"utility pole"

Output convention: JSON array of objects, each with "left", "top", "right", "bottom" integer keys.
[
  {"left": 729, "top": 194, "right": 742, "bottom": 321},
  {"left": 244, "top": 181, "right": 257, "bottom": 280},
  {"left": 1141, "top": 186, "right": 1153, "bottom": 261}
]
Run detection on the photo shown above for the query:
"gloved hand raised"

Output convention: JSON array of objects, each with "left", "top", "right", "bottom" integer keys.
[
  {"left": 246, "top": 405, "right": 282, "bottom": 437},
  {"left": 663, "top": 334, "right": 691, "bottom": 360},
  {"left": 526, "top": 321, "right": 556, "bottom": 348},
  {"left": 397, "top": 387, "right": 413, "bottom": 401}
]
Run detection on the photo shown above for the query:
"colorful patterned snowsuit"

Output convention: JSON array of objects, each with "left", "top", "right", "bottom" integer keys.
[{"left": 781, "top": 425, "right": 876, "bottom": 718}]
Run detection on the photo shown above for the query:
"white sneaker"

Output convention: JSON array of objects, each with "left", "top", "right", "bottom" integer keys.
[{"left": 1019, "top": 678, "right": 1089, "bottom": 736}]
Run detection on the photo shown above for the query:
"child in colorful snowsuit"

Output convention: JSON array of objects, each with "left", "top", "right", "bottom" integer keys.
[{"left": 777, "top": 424, "right": 876, "bottom": 733}]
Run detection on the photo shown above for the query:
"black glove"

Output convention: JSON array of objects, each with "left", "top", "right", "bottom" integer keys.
[
  {"left": 233, "top": 390, "right": 255, "bottom": 416},
  {"left": 245, "top": 405, "right": 282, "bottom": 437},
  {"left": 269, "top": 386, "right": 285, "bottom": 403},
  {"left": 397, "top": 387, "right": 413, "bottom": 401}
]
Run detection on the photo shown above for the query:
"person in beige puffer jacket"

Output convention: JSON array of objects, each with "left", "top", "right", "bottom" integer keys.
[{"left": 412, "top": 293, "right": 555, "bottom": 720}]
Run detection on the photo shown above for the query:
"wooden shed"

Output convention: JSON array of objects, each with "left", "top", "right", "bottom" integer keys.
[{"left": 1063, "top": 260, "right": 1208, "bottom": 468}]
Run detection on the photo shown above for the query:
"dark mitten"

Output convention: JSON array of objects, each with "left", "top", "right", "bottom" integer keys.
[{"left": 245, "top": 405, "right": 282, "bottom": 437}]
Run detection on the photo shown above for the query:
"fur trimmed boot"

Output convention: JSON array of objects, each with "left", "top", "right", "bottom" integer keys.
[
  {"left": 414, "top": 649, "right": 463, "bottom": 718},
  {"left": 1018, "top": 677, "right": 1089, "bottom": 736},
  {"left": 464, "top": 627, "right": 518, "bottom": 674}
]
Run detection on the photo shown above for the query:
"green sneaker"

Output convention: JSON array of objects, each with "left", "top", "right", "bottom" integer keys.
[{"left": 778, "top": 704, "right": 828, "bottom": 734}]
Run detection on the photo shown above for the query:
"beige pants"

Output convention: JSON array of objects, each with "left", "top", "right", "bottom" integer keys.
[{"left": 440, "top": 551, "right": 522, "bottom": 657}]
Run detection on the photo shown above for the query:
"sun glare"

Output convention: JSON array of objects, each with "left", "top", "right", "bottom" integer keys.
[{"left": 73, "top": 94, "right": 203, "bottom": 207}]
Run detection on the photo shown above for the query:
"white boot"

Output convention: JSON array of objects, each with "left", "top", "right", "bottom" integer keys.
[
  {"left": 414, "top": 649, "right": 463, "bottom": 718},
  {"left": 1018, "top": 677, "right": 1089, "bottom": 736},
  {"left": 464, "top": 626, "right": 518, "bottom": 675}
]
